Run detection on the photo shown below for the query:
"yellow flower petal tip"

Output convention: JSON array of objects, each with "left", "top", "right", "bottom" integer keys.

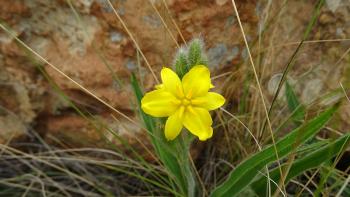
[
  {"left": 141, "top": 65, "right": 225, "bottom": 141},
  {"left": 155, "top": 84, "right": 164, "bottom": 89}
]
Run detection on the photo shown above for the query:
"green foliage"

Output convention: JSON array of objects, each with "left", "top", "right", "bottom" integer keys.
[
  {"left": 285, "top": 81, "right": 305, "bottom": 124},
  {"left": 251, "top": 134, "right": 350, "bottom": 196},
  {"left": 210, "top": 105, "right": 339, "bottom": 197}
]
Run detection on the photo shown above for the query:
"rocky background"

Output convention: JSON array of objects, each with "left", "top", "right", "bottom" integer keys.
[{"left": 0, "top": 0, "right": 349, "bottom": 149}]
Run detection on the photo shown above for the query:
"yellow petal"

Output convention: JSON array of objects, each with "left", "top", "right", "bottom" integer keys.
[
  {"left": 165, "top": 107, "right": 184, "bottom": 140},
  {"left": 161, "top": 67, "right": 183, "bottom": 96},
  {"left": 191, "top": 92, "right": 225, "bottom": 111},
  {"left": 141, "top": 89, "right": 179, "bottom": 117},
  {"left": 183, "top": 106, "right": 213, "bottom": 141},
  {"left": 182, "top": 65, "right": 211, "bottom": 98},
  {"left": 155, "top": 84, "right": 164, "bottom": 90}
]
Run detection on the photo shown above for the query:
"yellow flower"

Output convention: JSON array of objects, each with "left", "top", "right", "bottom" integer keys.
[{"left": 141, "top": 65, "right": 225, "bottom": 141}]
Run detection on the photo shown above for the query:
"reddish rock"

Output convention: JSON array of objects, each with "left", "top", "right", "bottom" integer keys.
[{"left": 0, "top": 0, "right": 349, "bottom": 153}]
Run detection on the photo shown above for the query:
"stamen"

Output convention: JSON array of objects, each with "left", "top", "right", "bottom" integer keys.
[
  {"left": 187, "top": 105, "right": 195, "bottom": 114},
  {"left": 181, "top": 98, "right": 190, "bottom": 106},
  {"left": 178, "top": 106, "right": 185, "bottom": 119},
  {"left": 176, "top": 85, "right": 185, "bottom": 98},
  {"left": 186, "top": 89, "right": 193, "bottom": 99}
]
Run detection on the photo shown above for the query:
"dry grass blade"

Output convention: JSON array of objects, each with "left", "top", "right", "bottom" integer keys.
[
  {"left": 211, "top": 71, "right": 234, "bottom": 80},
  {"left": 262, "top": 38, "right": 350, "bottom": 52},
  {"left": 66, "top": 0, "right": 123, "bottom": 87},
  {"left": 257, "top": 171, "right": 286, "bottom": 197},
  {"left": 336, "top": 173, "right": 350, "bottom": 197},
  {"left": 161, "top": 0, "right": 187, "bottom": 46},
  {"left": 220, "top": 108, "right": 262, "bottom": 151},
  {"left": 110, "top": 114, "right": 159, "bottom": 163},
  {"left": 0, "top": 144, "right": 100, "bottom": 195},
  {"left": 340, "top": 83, "right": 350, "bottom": 103},
  {"left": 260, "top": 0, "right": 325, "bottom": 143},
  {"left": 0, "top": 25, "right": 170, "bottom": 192},
  {"left": 290, "top": 179, "right": 314, "bottom": 196},
  {"left": 230, "top": 0, "right": 285, "bottom": 194},
  {"left": 105, "top": 0, "right": 159, "bottom": 84},
  {"left": 148, "top": 0, "right": 180, "bottom": 48}
]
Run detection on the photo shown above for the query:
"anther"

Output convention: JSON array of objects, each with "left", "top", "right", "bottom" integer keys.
[{"left": 181, "top": 98, "right": 190, "bottom": 106}]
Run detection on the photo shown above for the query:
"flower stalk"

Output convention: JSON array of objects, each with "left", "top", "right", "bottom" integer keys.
[{"left": 132, "top": 38, "right": 224, "bottom": 196}]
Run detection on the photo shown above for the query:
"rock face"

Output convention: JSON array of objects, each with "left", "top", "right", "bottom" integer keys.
[{"left": 0, "top": 0, "right": 349, "bottom": 147}]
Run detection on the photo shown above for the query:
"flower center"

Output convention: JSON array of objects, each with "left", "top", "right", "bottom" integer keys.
[{"left": 181, "top": 98, "right": 191, "bottom": 106}]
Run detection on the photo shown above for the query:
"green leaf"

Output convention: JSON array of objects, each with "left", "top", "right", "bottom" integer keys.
[
  {"left": 251, "top": 134, "right": 350, "bottom": 196},
  {"left": 285, "top": 81, "right": 305, "bottom": 124},
  {"left": 210, "top": 105, "right": 338, "bottom": 197}
]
